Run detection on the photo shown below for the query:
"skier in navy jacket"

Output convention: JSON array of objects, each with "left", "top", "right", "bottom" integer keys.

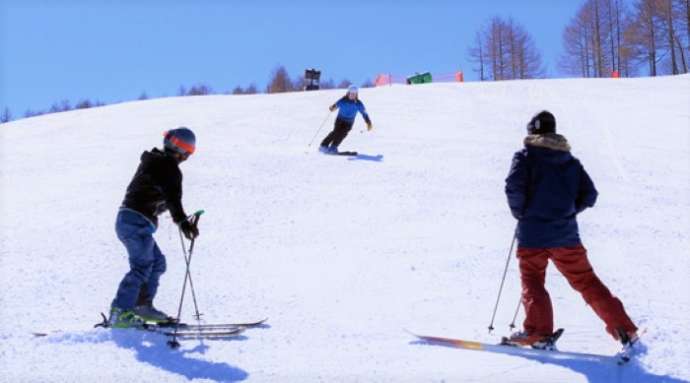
[
  {"left": 320, "top": 86, "right": 372, "bottom": 153},
  {"left": 504, "top": 111, "right": 638, "bottom": 350}
]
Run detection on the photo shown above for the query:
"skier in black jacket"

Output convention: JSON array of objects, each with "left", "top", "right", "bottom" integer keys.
[{"left": 109, "top": 127, "right": 198, "bottom": 328}]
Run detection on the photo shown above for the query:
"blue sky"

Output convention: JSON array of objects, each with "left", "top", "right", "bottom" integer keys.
[{"left": 0, "top": 0, "right": 582, "bottom": 117}]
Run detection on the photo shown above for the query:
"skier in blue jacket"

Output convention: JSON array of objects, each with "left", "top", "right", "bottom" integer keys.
[{"left": 320, "top": 86, "right": 372, "bottom": 153}]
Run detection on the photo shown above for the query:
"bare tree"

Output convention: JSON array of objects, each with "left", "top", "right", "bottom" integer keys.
[
  {"left": 676, "top": 0, "right": 690, "bottom": 73},
  {"left": 593, "top": 0, "right": 606, "bottom": 76},
  {"left": 337, "top": 79, "right": 352, "bottom": 88},
  {"left": 561, "top": 11, "right": 592, "bottom": 77},
  {"left": 187, "top": 84, "right": 212, "bottom": 95},
  {"left": 361, "top": 79, "right": 374, "bottom": 88},
  {"left": 0, "top": 107, "right": 11, "bottom": 123},
  {"left": 320, "top": 78, "right": 336, "bottom": 89},
  {"left": 562, "top": 0, "right": 632, "bottom": 77},
  {"left": 667, "top": 0, "right": 689, "bottom": 72},
  {"left": 469, "top": 16, "right": 545, "bottom": 80},
  {"left": 293, "top": 74, "right": 306, "bottom": 91},
  {"left": 627, "top": 0, "right": 664, "bottom": 76},
  {"left": 468, "top": 31, "right": 487, "bottom": 81},
  {"left": 24, "top": 109, "right": 44, "bottom": 118},
  {"left": 245, "top": 83, "right": 258, "bottom": 94},
  {"left": 138, "top": 92, "right": 148, "bottom": 100},
  {"left": 266, "top": 66, "right": 294, "bottom": 93},
  {"left": 75, "top": 99, "right": 93, "bottom": 109},
  {"left": 607, "top": 0, "right": 618, "bottom": 71}
]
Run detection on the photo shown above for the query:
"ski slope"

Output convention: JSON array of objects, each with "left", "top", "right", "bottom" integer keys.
[{"left": 1, "top": 75, "right": 689, "bottom": 382}]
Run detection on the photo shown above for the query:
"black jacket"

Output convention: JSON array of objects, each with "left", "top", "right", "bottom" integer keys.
[
  {"left": 505, "top": 134, "right": 597, "bottom": 248},
  {"left": 121, "top": 148, "right": 187, "bottom": 226}
]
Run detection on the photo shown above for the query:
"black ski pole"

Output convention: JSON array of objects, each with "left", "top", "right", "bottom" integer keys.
[
  {"left": 181, "top": 212, "right": 204, "bottom": 321},
  {"left": 487, "top": 226, "right": 518, "bottom": 334},
  {"left": 168, "top": 210, "right": 204, "bottom": 348},
  {"left": 307, "top": 110, "right": 333, "bottom": 148},
  {"left": 508, "top": 294, "right": 522, "bottom": 330}
]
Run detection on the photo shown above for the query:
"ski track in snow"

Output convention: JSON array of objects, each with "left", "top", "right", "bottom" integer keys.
[{"left": 1, "top": 75, "right": 689, "bottom": 382}]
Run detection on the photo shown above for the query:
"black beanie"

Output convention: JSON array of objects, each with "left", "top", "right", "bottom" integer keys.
[{"left": 527, "top": 111, "right": 556, "bottom": 135}]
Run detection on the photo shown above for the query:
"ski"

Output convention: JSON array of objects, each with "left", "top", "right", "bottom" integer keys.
[
  {"left": 334, "top": 151, "right": 358, "bottom": 156},
  {"left": 33, "top": 324, "right": 245, "bottom": 339},
  {"left": 34, "top": 315, "right": 268, "bottom": 338},
  {"left": 157, "top": 317, "right": 268, "bottom": 330},
  {"left": 320, "top": 149, "right": 358, "bottom": 156},
  {"left": 152, "top": 327, "right": 245, "bottom": 339},
  {"left": 407, "top": 329, "right": 628, "bottom": 365},
  {"left": 92, "top": 313, "right": 267, "bottom": 330}
]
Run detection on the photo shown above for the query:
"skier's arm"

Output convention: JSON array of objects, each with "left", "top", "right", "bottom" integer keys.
[
  {"left": 329, "top": 96, "right": 347, "bottom": 111},
  {"left": 575, "top": 163, "right": 598, "bottom": 213},
  {"left": 357, "top": 101, "right": 372, "bottom": 127},
  {"left": 159, "top": 165, "right": 188, "bottom": 224},
  {"left": 505, "top": 151, "right": 529, "bottom": 219}
]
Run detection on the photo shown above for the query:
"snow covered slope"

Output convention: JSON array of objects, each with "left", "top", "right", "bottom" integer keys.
[{"left": 1, "top": 75, "right": 689, "bottom": 382}]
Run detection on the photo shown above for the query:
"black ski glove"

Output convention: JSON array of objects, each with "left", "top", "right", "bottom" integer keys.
[{"left": 179, "top": 220, "right": 199, "bottom": 240}]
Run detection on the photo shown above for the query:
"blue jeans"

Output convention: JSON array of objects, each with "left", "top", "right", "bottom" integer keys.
[{"left": 112, "top": 209, "right": 166, "bottom": 310}]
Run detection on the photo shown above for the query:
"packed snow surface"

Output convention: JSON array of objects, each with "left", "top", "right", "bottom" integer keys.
[{"left": 1, "top": 75, "right": 689, "bottom": 382}]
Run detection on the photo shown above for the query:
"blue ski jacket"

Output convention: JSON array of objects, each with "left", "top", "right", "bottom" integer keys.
[
  {"left": 333, "top": 96, "right": 371, "bottom": 124},
  {"left": 505, "top": 134, "right": 598, "bottom": 248}
]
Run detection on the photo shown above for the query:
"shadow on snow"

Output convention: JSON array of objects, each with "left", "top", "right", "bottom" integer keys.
[
  {"left": 49, "top": 329, "right": 249, "bottom": 382},
  {"left": 349, "top": 153, "right": 384, "bottom": 162}
]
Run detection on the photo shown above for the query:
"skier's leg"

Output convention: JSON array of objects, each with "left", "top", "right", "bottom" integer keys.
[
  {"left": 550, "top": 245, "right": 637, "bottom": 340},
  {"left": 112, "top": 211, "right": 157, "bottom": 311},
  {"left": 320, "top": 130, "right": 336, "bottom": 147},
  {"left": 136, "top": 284, "right": 149, "bottom": 306},
  {"left": 517, "top": 248, "right": 553, "bottom": 337},
  {"left": 330, "top": 119, "right": 353, "bottom": 148},
  {"left": 144, "top": 242, "right": 167, "bottom": 304}
]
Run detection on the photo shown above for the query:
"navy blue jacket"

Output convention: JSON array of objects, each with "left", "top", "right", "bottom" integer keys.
[
  {"left": 505, "top": 134, "right": 597, "bottom": 248},
  {"left": 334, "top": 96, "right": 371, "bottom": 124}
]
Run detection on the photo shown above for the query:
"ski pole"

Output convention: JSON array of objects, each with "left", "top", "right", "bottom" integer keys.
[
  {"left": 307, "top": 110, "right": 332, "bottom": 147},
  {"left": 508, "top": 294, "right": 522, "bottom": 330},
  {"left": 487, "top": 226, "right": 518, "bottom": 334},
  {"left": 179, "top": 212, "right": 204, "bottom": 320},
  {"left": 169, "top": 210, "right": 204, "bottom": 348}
]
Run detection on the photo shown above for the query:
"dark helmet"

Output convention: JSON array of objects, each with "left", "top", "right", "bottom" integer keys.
[
  {"left": 527, "top": 111, "right": 556, "bottom": 135},
  {"left": 163, "top": 127, "right": 196, "bottom": 155}
]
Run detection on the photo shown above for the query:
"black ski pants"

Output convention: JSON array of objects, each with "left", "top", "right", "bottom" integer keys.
[{"left": 321, "top": 118, "right": 353, "bottom": 148}]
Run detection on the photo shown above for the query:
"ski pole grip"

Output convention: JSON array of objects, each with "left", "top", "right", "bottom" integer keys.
[{"left": 190, "top": 209, "right": 204, "bottom": 227}]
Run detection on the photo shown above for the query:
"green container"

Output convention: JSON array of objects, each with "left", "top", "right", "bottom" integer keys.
[{"left": 406, "top": 72, "right": 432, "bottom": 85}]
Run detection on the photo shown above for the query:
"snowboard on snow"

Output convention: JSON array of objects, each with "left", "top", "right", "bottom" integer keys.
[{"left": 407, "top": 328, "right": 635, "bottom": 366}]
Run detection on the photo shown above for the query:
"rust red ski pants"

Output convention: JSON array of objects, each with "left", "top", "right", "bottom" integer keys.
[{"left": 517, "top": 245, "right": 637, "bottom": 340}]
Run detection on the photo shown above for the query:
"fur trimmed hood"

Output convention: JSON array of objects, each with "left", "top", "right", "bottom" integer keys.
[{"left": 524, "top": 133, "right": 571, "bottom": 152}]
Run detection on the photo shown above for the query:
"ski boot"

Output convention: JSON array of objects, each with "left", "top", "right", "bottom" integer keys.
[
  {"left": 502, "top": 329, "right": 564, "bottom": 351},
  {"left": 108, "top": 307, "right": 145, "bottom": 329},
  {"left": 133, "top": 304, "right": 176, "bottom": 325},
  {"left": 617, "top": 329, "right": 642, "bottom": 365}
]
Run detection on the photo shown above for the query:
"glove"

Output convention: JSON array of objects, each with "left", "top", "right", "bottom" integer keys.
[
  {"left": 366, "top": 122, "right": 373, "bottom": 131},
  {"left": 179, "top": 220, "right": 199, "bottom": 240},
  {"left": 329, "top": 105, "right": 337, "bottom": 112}
]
